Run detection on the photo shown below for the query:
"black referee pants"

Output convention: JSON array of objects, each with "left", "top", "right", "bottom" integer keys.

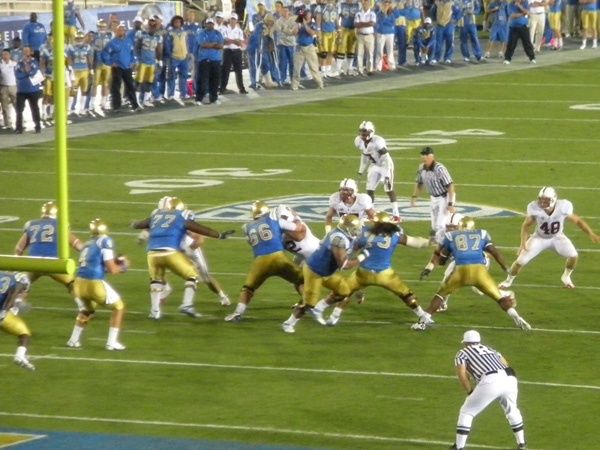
[
  {"left": 504, "top": 25, "right": 535, "bottom": 62},
  {"left": 220, "top": 49, "right": 245, "bottom": 93}
]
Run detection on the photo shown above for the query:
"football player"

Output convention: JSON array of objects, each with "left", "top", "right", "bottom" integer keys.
[
  {"left": 500, "top": 187, "right": 600, "bottom": 289},
  {"left": 412, "top": 217, "right": 532, "bottom": 332},
  {"left": 132, "top": 197, "right": 234, "bottom": 320},
  {"left": 324, "top": 178, "right": 376, "bottom": 233},
  {"left": 0, "top": 272, "right": 35, "bottom": 370},
  {"left": 67, "top": 219, "right": 129, "bottom": 351},
  {"left": 90, "top": 19, "right": 113, "bottom": 115},
  {"left": 282, "top": 214, "right": 362, "bottom": 333},
  {"left": 320, "top": 211, "right": 431, "bottom": 326},
  {"left": 14, "top": 201, "right": 83, "bottom": 296},
  {"left": 66, "top": 31, "right": 93, "bottom": 116},
  {"left": 355, "top": 121, "right": 401, "bottom": 221},
  {"left": 135, "top": 16, "right": 163, "bottom": 106},
  {"left": 225, "top": 201, "right": 304, "bottom": 322},
  {"left": 277, "top": 205, "right": 321, "bottom": 262}
]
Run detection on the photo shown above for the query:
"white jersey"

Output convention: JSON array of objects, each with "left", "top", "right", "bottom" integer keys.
[
  {"left": 355, "top": 134, "right": 392, "bottom": 173},
  {"left": 328, "top": 192, "right": 373, "bottom": 220},
  {"left": 276, "top": 207, "right": 320, "bottom": 258},
  {"left": 527, "top": 199, "right": 573, "bottom": 239}
]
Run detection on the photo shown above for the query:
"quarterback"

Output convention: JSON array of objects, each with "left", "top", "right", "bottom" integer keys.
[
  {"left": 355, "top": 121, "right": 401, "bottom": 221},
  {"left": 500, "top": 187, "right": 600, "bottom": 289}
]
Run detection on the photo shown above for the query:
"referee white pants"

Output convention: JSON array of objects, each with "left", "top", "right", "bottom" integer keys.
[
  {"left": 375, "top": 33, "right": 396, "bottom": 71},
  {"left": 458, "top": 371, "right": 523, "bottom": 430},
  {"left": 356, "top": 34, "right": 375, "bottom": 73},
  {"left": 528, "top": 13, "right": 546, "bottom": 51},
  {"left": 430, "top": 195, "right": 449, "bottom": 238}
]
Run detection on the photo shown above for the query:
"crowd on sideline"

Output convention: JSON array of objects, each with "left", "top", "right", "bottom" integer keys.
[{"left": 1, "top": 0, "right": 598, "bottom": 133}]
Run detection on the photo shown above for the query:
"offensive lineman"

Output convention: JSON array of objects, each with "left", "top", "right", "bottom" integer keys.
[
  {"left": 500, "top": 186, "right": 600, "bottom": 289},
  {"left": 355, "top": 121, "right": 401, "bottom": 221}
]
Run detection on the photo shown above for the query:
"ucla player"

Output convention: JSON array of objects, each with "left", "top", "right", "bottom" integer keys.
[
  {"left": 67, "top": 31, "right": 93, "bottom": 116},
  {"left": 132, "top": 197, "right": 234, "bottom": 320},
  {"left": 0, "top": 272, "right": 35, "bottom": 370},
  {"left": 325, "top": 178, "right": 376, "bottom": 234},
  {"left": 458, "top": 0, "right": 483, "bottom": 62},
  {"left": 282, "top": 215, "right": 362, "bottom": 333},
  {"left": 321, "top": 211, "right": 430, "bottom": 326},
  {"left": 164, "top": 15, "right": 192, "bottom": 103},
  {"left": 67, "top": 219, "right": 129, "bottom": 351},
  {"left": 413, "top": 17, "right": 436, "bottom": 64},
  {"left": 336, "top": 0, "right": 361, "bottom": 75},
  {"left": 135, "top": 17, "right": 164, "bottom": 106},
  {"left": 411, "top": 216, "right": 532, "bottom": 331},
  {"left": 404, "top": 0, "right": 424, "bottom": 42},
  {"left": 355, "top": 121, "right": 401, "bottom": 220},
  {"left": 14, "top": 201, "right": 83, "bottom": 295},
  {"left": 547, "top": 0, "right": 563, "bottom": 49},
  {"left": 90, "top": 19, "right": 113, "bottom": 115},
  {"left": 64, "top": 0, "right": 85, "bottom": 44},
  {"left": 225, "top": 201, "right": 304, "bottom": 322},
  {"left": 316, "top": 0, "right": 339, "bottom": 77},
  {"left": 500, "top": 187, "right": 600, "bottom": 289},
  {"left": 39, "top": 35, "right": 58, "bottom": 125}
]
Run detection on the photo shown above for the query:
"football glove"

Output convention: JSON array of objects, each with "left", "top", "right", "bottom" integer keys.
[
  {"left": 419, "top": 268, "right": 432, "bottom": 280},
  {"left": 219, "top": 230, "right": 235, "bottom": 239}
]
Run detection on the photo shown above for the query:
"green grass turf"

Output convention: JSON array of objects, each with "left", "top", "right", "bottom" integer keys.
[{"left": 0, "top": 58, "right": 599, "bottom": 450}]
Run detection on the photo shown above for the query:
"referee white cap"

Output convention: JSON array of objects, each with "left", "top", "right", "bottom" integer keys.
[{"left": 462, "top": 330, "right": 481, "bottom": 343}]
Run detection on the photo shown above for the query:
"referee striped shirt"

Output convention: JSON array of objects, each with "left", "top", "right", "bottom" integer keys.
[
  {"left": 454, "top": 344, "right": 507, "bottom": 381},
  {"left": 416, "top": 161, "right": 453, "bottom": 197}
]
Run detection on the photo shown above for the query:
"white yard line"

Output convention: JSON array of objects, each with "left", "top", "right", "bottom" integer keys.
[
  {"left": 0, "top": 432, "right": 46, "bottom": 448},
  {"left": 0, "top": 411, "right": 514, "bottom": 450}
]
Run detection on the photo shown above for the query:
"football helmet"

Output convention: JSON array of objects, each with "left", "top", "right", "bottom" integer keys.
[
  {"left": 337, "top": 214, "right": 361, "bottom": 237},
  {"left": 372, "top": 211, "right": 392, "bottom": 223},
  {"left": 157, "top": 196, "right": 171, "bottom": 209},
  {"left": 446, "top": 212, "right": 465, "bottom": 231},
  {"left": 89, "top": 218, "right": 108, "bottom": 236},
  {"left": 168, "top": 197, "right": 185, "bottom": 211},
  {"left": 75, "top": 30, "right": 85, "bottom": 41},
  {"left": 458, "top": 216, "right": 476, "bottom": 231},
  {"left": 339, "top": 178, "right": 357, "bottom": 202},
  {"left": 97, "top": 19, "right": 107, "bottom": 29},
  {"left": 41, "top": 201, "right": 58, "bottom": 219},
  {"left": 14, "top": 272, "right": 31, "bottom": 292},
  {"left": 251, "top": 200, "right": 270, "bottom": 219},
  {"left": 275, "top": 204, "right": 294, "bottom": 221},
  {"left": 537, "top": 186, "right": 557, "bottom": 211},
  {"left": 358, "top": 120, "right": 375, "bottom": 140}
]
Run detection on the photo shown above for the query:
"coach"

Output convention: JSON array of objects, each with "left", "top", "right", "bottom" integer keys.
[{"left": 411, "top": 146, "right": 456, "bottom": 243}]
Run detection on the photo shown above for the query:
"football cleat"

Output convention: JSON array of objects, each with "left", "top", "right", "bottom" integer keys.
[
  {"left": 326, "top": 314, "right": 341, "bottom": 326},
  {"left": 14, "top": 355, "right": 35, "bottom": 371},
  {"left": 148, "top": 310, "right": 161, "bottom": 320},
  {"left": 224, "top": 312, "right": 242, "bottom": 322},
  {"left": 561, "top": 274, "right": 575, "bottom": 288},
  {"left": 106, "top": 342, "right": 126, "bottom": 351},
  {"left": 179, "top": 305, "right": 202, "bottom": 318},
  {"left": 309, "top": 308, "right": 327, "bottom": 326},
  {"left": 66, "top": 340, "right": 81, "bottom": 348},
  {"left": 499, "top": 278, "right": 513, "bottom": 289},
  {"left": 282, "top": 322, "right": 296, "bottom": 333},
  {"left": 517, "top": 443, "right": 528, "bottom": 450},
  {"left": 513, "top": 316, "right": 532, "bottom": 331},
  {"left": 411, "top": 322, "right": 428, "bottom": 331}
]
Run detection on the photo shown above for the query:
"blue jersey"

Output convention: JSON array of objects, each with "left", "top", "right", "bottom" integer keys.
[
  {"left": 67, "top": 43, "right": 92, "bottom": 70},
  {"left": 307, "top": 229, "right": 353, "bottom": 277},
  {"left": 442, "top": 229, "right": 492, "bottom": 266},
  {"left": 147, "top": 209, "right": 188, "bottom": 251},
  {"left": 93, "top": 31, "right": 113, "bottom": 66},
  {"left": 77, "top": 236, "right": 114, "bottom": 280},
  {"left": 376, "top": 10, "right": 397, "bottom": 34},
  {"left": 339, "top": 2, "right": 361, "bottom": 29},
  {"left": 23, "top": 218, "right": 58, "bottom": 257},
  {"left": 0, "top": 272, "right": 19, "bottom": 309},
  {"left": 244, "top": 215, "right": 285, "bottom": 257},
  {"left": 356, "top": 226, "right": 404, "bottom": 272},
  {"left": 136, "top": 31, "right": 162, "bottom": 65}
]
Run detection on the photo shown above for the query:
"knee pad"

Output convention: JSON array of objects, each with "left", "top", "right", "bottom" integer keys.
[
  {"left": 112, "top": 300, "right": 125, "bottom": 311},
  {"left": 185, "top": 278, "right": 198, "bottom": 290},
  {"left": 318, "top": 52, "right": 327, "bottom": 59},
  {"left": 241, "top": 285, "right": 255, "bottom": 295},
  {"left": 401, "top": 293, "right": 417, "bottom": 306},
  {"left": 150, "top": 281, "right": 164, "bottom": 293}
]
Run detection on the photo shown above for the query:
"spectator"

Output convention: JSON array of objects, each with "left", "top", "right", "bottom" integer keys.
[
  {"left": 0, "top": 48, "right": 17, "bottom": 130},
  {"left": 195, "top": 18, "right": 224, "bottom": 105},
  {"left": 246, "top": 2, "right": 268, "bottom": 90},
  {"left": 274, "top": 5, "right": 297, "bottom": 84},
  {"left": 504, "top": 0, "right": 536, "bottom": 64},
  {"left": 106, "top": 24, "right": 140, "bottom": 112},
  {"left": 220, "top": 13, "right": 248, "bottom": 95},
  {"left": 355, "top": 0, "right": 377, "bottom": 75},
  {"left": 458, "top": 0, "right": 483, "bottom": 61},
  {"left": 10, "top": 37, "right": 24, "bottom": 64},
  {"left": 485, "top": 0, "right": 509, "bottom": 58},
  {"left": 375, "top": 0, "right": 397, "bottom": 71},
  {"left": 165, "top": 15, "right": 192, "bottom": 104},
  {"left": 393, "top": 2, "right": 409, "bottom": 67},
  {"left": 15, "top": 47, "right": 43, "bottom": 134},
  {"left": 528, "top": 0, "right": 547, "bottom": 52},
  {"left": 434, "top": 0, "right": 461, "bottom": 64},
  {"left": 414, "top": 17, "right": 437, "bottom": 64},
  {"left": 22, "top": 13, "right": 47, "bottom": 61},
  {"left": 260, "top": 12, "right": 282, "bottom": 87}
]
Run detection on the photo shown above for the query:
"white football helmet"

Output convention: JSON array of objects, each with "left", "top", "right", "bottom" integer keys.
[
  {"left": 358, "top": 120, "right": 375, "bottom": 139},
  {"left": 339, "top": 178, "right": 358, "bottom": 202},
  {"left": 446, "top": 212, "right": 465, "bottom": 231},
  {"left": 538, "top": 186, "right": 557, "bottom": 211},
  {"left": 274, "top": 204, "right": 295, "bottom": 221}
]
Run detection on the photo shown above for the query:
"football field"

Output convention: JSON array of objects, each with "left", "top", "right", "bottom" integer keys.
[{"left": 1, "top": 56, "right": 599, "bottom": 450}]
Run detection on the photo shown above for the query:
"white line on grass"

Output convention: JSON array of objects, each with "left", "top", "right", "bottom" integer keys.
[
  {"left": 2, "top": 353, "right": 597, "bottom": 391},
  {"left": 348, "top": 96, "right": 585, "bottom": 104},
  {"left": 376, "top": 395, "right": 425, "bottom": 401},
  {"left": 0, "top": 431, "right": 46, "bottom": 448},
  {"left": 0, "top": 411, "right": 536, "bottom": 450}
]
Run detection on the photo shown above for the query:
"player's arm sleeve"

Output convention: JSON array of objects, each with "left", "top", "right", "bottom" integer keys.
[
  {"left": 185, "top": 220, "right": 221, "bottom": 239},
  {"left": 131, "top": 218, "right": 151, "bottom": 229}
]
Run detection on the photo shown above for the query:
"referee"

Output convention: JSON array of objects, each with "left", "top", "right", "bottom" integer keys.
[
  {"left": 411, "top": 146, "right": 456, "bottom": 243},
  {"left": 451, "top": 330, "right": 527, "bottom": 450}
]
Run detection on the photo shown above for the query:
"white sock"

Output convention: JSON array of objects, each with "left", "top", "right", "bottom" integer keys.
[
  {"left": 330, "top": 306, "right": 343, "bottom": 320},
  {"left": 107, "top": 326, "right": 120, "bottom": 345},
  {"left": 15, "top": 345, "right": 27, "bottom": 359},
  {"left": 69, "top": 325, "right": 84, "bottom": 343},
  {"left": 284, "top": 314, "right": 299, "bottom": 326},
  {"left": 218, "top": 291, "right": 228, "bottom": 300},
  {"left": 313, "top": 299, "right": 328, "bottom": 313},
  {"left": 413, "top": 305, "right": 425, "bottom": 317},
  {"left": 582, "top": 39, "right": 587, "bottom": 46},
  {"left": 514, "top": 429, "right": 525, "bottom": 445},
  {"left": 150, "top": 284, "right": 163, "bottom": 312},
  {"left": 505, "top": 274, "right": 516, "bottom": 283},
  {"left": 78, "top": 96, "right": 86, "bottom": 113},
  {"left": 160, "top": 282, "right": 172, "bottom": 301},
  {"left": 391, "top": 201, "right": 399, "bottom": 216},
  {"left": 182, "top": 281, "right": 196, "bottom": 307},
  {"left": 234, "top": 303, "right": 247, "bottom": 315},
  {"left": 506, "top": 307, "right": 519, "bottom": 320}
]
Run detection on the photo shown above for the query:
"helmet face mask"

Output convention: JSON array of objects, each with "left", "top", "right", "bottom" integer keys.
[
  {"left": 338, "top": 214, "right": 361, "bottom": 237},
  {"left": 458, "top": 216, "right": 475, "bottom": 231},
  {"left": 251, "top": 201, "right": 270, "bottom": 219},
  {"left": 446, "top": 212, "right": 465, "bottom": 231},
  {"left": 537, "top": 186, "right": 557, "bottom": 211},
  {"left": 339, "top": 178, "right": 357, "bottom": 202},
  {"left": 41, "top": 201, "right": 58, "bottom": 219},
  {"left": 89, "top": 218, "right": 108, "bottom": 236}
]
